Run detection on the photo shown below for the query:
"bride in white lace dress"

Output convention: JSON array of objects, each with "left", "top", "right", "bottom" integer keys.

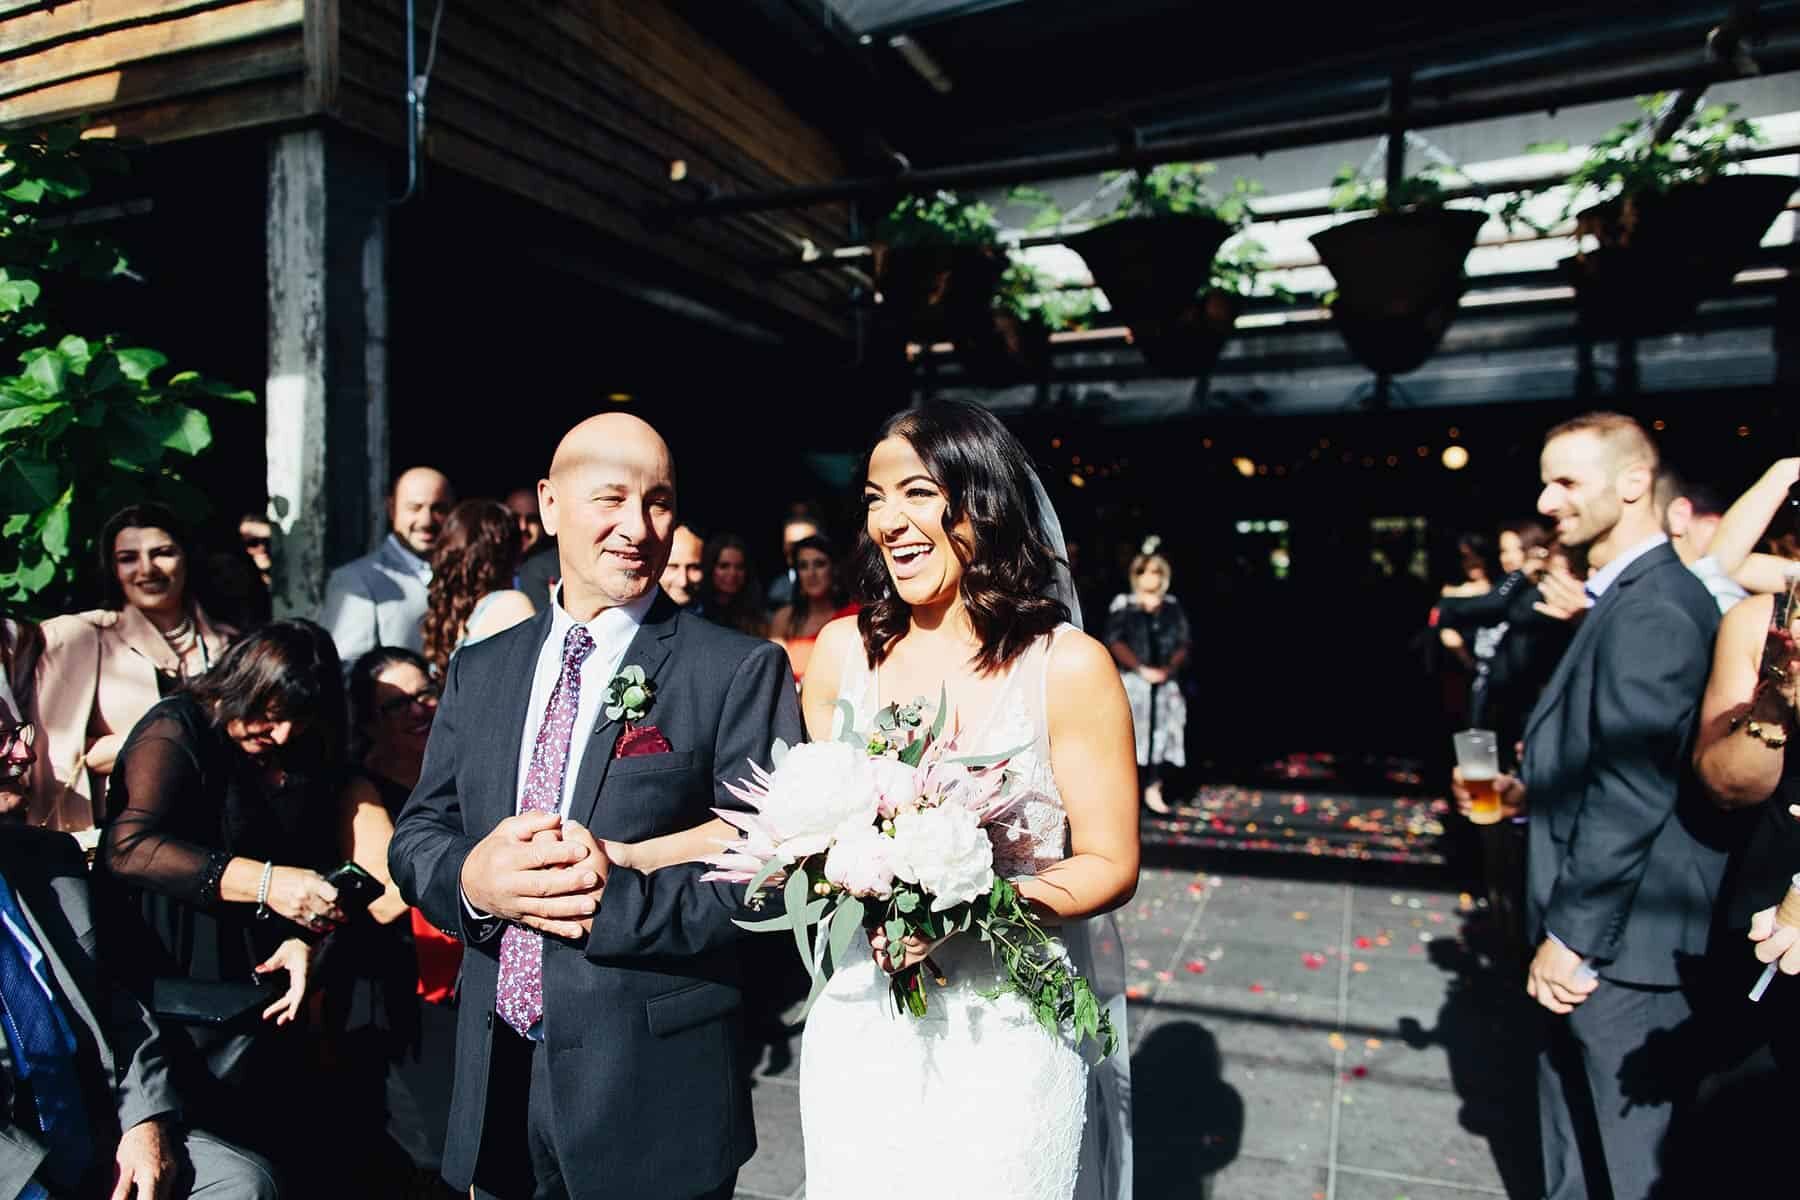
[{"left": 798, "top": 402, "right": 1140, "bottom": 1200}]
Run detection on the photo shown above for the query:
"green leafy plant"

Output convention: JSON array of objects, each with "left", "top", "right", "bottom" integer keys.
[
  {"left": 1211, "top": 236, "right": 1294, "bottom": 302},
  {"left": 1497, "top": 94, "right": 1765, "bottom": 235},
  {"left": 0, "top": 125, "right": 253, "bottom": 615},
  {"left": 993, "top": 259, "right": 1099, "bottom": 332},
  {"left": 1329, "top": 164, "right": 1457, "bottom": 214},
  {"left": 873, "top": 190, "right": 1001, "bottom": 247},
  {"left": 1104, "top": 162, "right": 1259, "bottom": 228}
]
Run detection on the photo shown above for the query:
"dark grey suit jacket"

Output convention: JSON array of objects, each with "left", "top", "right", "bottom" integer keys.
[
  {"left": 388, "top": 592, "right": 801, "bottom": 1199},
  {"left": 1521, "top": 543, "right": 1732, "bottom": 986},
  {"left": 0, "top": 827, "right": 178, "bottom": 1196}
]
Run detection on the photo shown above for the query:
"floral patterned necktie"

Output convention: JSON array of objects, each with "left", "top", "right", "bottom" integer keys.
[{"left": 496, "top": 624, "right": 596, "bottom": 1036}]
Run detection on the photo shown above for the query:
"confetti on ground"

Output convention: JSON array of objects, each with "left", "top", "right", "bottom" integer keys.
[
  {"left": 1132, "top": 957, "right": 1152, "bottom": 969},
  {"left": 1354, "top": 936, "right": 1372, "bottom": 949},
  {"left": 1365, "top": 1038, "right": 1383, "bottom": 1049},
  {"left": 1302, "top": 952, "right": 1327, "bottom": 970},
  {"left": 1249, "top": 983, "right": 1265, "bottom": 993},
  {"left": 1352, "top": 961, "right": 1370, "bottom": 973},
  {"left": 1376, "top": 934, "right": 1392, "bottom": 946},
  {"left": 1154, "top": 970, "right": 1173, "bottom": 983},
  {"left": 1125, "top": 986, "right": 1148, "bottom": 1000},
  {"left": 1185, "top": 960, "right": 1207, "bottom": 974},
  {"left": 1293, "top": 911, "right": 1310, "bottom": 921},
  {"left": 1328, "top": 1032, "right": 1347, "bottom": 1051}
]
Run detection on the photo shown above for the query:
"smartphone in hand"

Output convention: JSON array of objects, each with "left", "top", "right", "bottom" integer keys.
[{"left": 323, "top": 861, "right": 385, "bottom": 918}]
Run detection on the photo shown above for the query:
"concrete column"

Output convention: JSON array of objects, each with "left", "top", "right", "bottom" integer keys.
[{"left": 264, "top": 127, "right": 390, "bottom": 618}]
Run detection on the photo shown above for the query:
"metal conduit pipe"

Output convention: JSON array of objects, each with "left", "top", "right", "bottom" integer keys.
[{"left": 656, "top": 29, "right": 1800, "bottom": 222}]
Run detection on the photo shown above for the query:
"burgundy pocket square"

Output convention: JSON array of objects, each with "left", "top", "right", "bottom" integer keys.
[{"left": 615, "top": 725, "right": 673, "bottom": 759}]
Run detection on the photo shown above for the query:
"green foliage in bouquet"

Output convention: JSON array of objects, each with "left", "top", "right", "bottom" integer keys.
[
  {"left": 992, "top": 259, "right": 1100, "bottom": 333},
  {"left": 0, "top": 124, "right": 254, "bottom": 615}
]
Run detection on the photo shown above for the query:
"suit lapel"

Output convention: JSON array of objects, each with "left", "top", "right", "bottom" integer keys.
[
  {"left": 492, "top": 609, "right": 555, "bottom": 827},
  {"left": 14, "top": 874, "right": 102, "bottom": 1058},
  {"left": 1520, "top": 544, "right": 1675, "bottom": 743},
  {"left": 567, "top": 600, "right": 678, "bottom": 830}
]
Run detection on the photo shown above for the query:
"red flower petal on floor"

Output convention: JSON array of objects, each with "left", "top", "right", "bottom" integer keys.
[
  {"left": 1249, "top": 983, "right": 1265, "bottom": 993},
  {"left": 1155, "top": 970, "right": 1173, "bottom": 983},
  {"left": 1301, "top": 952, "right": 1326, "bottom": 970},
  {"left": 1125, "top": 986, "right": 1147, "bottom": 1000},
  {"left": 1185, "top": 961, "right": 1207, "bottom": 974},
  {"left": 1354, "top": 936, "right": 1372, "bottom": 950},
  {"left": 1350, "top": 1065, "right": 1368, "bottom": 1078}
]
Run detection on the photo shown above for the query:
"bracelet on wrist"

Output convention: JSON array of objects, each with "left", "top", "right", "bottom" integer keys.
[{"left": 254, "top": 861, "right": 275, "bottom": 920}]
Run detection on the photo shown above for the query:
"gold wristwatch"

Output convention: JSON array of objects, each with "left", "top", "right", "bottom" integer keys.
[{"left": 1746, "top": 719, "right": 1790, "bottom": 749}]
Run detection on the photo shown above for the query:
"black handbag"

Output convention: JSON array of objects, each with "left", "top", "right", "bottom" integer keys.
[{"left": 150, "top": 971, "right": 284, "bottom": 1031}]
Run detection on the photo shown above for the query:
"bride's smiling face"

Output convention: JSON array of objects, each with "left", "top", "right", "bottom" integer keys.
[{"left": 864, "top": 435, "right": 972, "bottom": 609}]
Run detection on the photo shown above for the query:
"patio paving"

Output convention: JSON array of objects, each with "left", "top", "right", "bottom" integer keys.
[{"left": 732, "top": 862, "right": 1541, "bottom": 1200}]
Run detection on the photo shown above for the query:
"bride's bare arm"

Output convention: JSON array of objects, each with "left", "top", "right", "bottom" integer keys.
[
  {"left": 1016, "top": 630, "right": 1141, "bottom": 921},
  {"left": 605, "top": 817, "right": 737, "bottom": 873},
  {"left": 800, "top": 616, "right": 861, "bottom": 742}
]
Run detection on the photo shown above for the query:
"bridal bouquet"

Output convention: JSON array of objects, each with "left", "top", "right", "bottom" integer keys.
[{"left": 702, "top": 691, "right": 1116, "bottom": 1057}]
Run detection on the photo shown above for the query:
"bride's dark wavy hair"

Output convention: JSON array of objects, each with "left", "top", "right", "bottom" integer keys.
[{"left": 851, "top": 401, "right": 1069, "bottom": 673}]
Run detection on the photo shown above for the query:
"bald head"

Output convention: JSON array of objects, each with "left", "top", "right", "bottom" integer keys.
[
  {"left": 548, "top": 413, "right": 674, "bottom": 487},
  {"left": 540, "top": 413, "right": 677, "bottom": 618},
  {"left": 388, "top": 466, "right": 454, "bottom": 556}
]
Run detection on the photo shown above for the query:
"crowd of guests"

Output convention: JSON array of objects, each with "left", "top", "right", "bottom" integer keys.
[
  {"left": 1427, "top": 414, "right": 1800, "bottom": 1199},
  {"left": 0, "top": 465, "right": 914, "bottom": 1197}
]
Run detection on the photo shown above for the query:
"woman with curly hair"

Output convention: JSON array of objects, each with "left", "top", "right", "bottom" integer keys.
[{"left": 419, "top": 499, "right": 536, "bottom": 675}]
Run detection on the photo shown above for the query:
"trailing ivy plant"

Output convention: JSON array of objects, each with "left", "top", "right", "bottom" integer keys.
[
  {"left": 872, "top": 190, "right": 1001, "bottom": 247},
  {"left": 1496, "top": 94, "right": 1765, "bottom": 235},
  {"left": 0, "top": 124, "right": 253, "bottom": 616}
]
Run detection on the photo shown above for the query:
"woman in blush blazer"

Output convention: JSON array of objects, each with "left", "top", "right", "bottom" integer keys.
[{"left": 32, "top": 503, "right": 233, "bottom": 831}]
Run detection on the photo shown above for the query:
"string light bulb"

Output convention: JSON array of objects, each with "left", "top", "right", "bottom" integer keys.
[{"left": 1442, "top": 445, "right": 1470, "bottom": 470}]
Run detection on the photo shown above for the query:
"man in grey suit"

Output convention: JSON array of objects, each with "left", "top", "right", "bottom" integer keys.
[
  {"left": 319, "top": 466, "right": 454, "bottom": 666},
  {"left": 0, "top": 697, "right": 274, "bottom": 1200},
  {"left": 389, "top": 414, "right": 800, "bottom": 1200},
  {"left": 1462, "top": 412, "right": 1729, "bottom": 1200}
]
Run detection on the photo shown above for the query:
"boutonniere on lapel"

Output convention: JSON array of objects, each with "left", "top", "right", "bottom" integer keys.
[{"left": 605, "top": 665, "right": 671, "bottom": 758}]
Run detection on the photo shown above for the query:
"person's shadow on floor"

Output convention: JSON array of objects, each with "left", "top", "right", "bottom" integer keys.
[
  {"left": 1133, "top": 1021, "right": 1243, "bottom": 1198},
  {"left": 1397, "top": 927, "right": 1543, "bottom": 1199}
]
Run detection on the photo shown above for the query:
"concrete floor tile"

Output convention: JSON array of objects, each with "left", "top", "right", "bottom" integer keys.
[
  {"left": 1333, "top": 1073, "right": 1538, "bottom": 1194},
  {"left": 739, "top": 1080, "right": 806, "bottom": 1199},
  {"left": 1332, "top": 1167, "right": 1509, "bottom": 1198},
  {"left": 1203, "top": 1155, "right": 1330, "bottom": 1200}
]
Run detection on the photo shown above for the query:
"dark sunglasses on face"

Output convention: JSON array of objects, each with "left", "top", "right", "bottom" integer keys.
[
  {"left": 378, "top": 687, "right": 440, "bottom": 718},
  {"left": 241, "top": 536, "right": 271, "bottom": 551}
]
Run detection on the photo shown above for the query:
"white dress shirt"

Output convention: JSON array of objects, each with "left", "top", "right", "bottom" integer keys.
[
  {"left": 516, "top": 587, "right": 656, "bottom": 819},
  {"left": 1582, "top": 533, "right": 1668, "bottom": 601}
]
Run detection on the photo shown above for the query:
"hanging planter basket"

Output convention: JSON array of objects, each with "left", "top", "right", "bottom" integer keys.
[
  {"left": 1559, "top": 173, "right": 1796, "bottom": 339},
  {"left": 1067, "top": 215, "right": 1237, "bottom": 375},
  {"left": 870, "top": 242, "right": 1006, "bottom": 352},
  {"left": 959, "top": 309, "right": 1053, "bottom": 386},
  {"left": 1127, "top": 289, "right": 1244, "bottom": 376},
  {"left": 1310, "top": 207, "right": 1487, "bottom": 375}
]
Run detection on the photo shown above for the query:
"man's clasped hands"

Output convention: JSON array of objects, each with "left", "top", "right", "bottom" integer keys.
[{"left": 460, "top": 811, "right": 611, "bottom": 940}]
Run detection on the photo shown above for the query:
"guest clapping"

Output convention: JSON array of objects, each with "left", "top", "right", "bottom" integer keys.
[
  {"left": 420, "top": 499, "right": 536, "bottom": 676},
  {"left": 770, "top": 535, "right": 851, "bottom": 681},
  {"left": 33, "top": 503, "right": 234, "bottom": 831},
  {"left": 697, "top": 532, "right": 768, "bottom": 637},
  {"left": 1106, "top": 549, "right": 1190, "bottom": 815},
  {"left": 96, "top": 619, "right": 347, "bottom": 1170}
]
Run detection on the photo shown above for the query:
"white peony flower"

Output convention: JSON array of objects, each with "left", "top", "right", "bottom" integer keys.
[
  {"left": 755, "top": 741, "right": 879, "bottom": 857},
  {"left": 866, "top": 756, "right": 922, "bottom": 819},
  {"left": 890, "top": 804, "right": 996, "bottom": 911},
  {"left": 822, "top": 816, "right": 897, "bottom": 900}
]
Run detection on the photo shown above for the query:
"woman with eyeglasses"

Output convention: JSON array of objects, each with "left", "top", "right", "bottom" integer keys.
[
  {"left": 96, "top": 619, "right": 346, "bottom": 1187},
  {"left": 1106, "top": 548, "right": 1191, "bottom": 815},
  {"left": 33, "top": 504, "right": 237, "bottom": 833},
  {"left": 324, "top": 647, "right": 460, "bottom": 1196}
]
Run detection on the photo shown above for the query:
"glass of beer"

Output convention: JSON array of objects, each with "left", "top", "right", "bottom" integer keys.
[{"left": 1453, "top": 729, "right": 1502, "bottom": 825}]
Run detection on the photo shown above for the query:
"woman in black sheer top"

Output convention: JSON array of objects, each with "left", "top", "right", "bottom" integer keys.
[{"left": 97, "top": 619, "right": 347, "bottom": 1170}]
